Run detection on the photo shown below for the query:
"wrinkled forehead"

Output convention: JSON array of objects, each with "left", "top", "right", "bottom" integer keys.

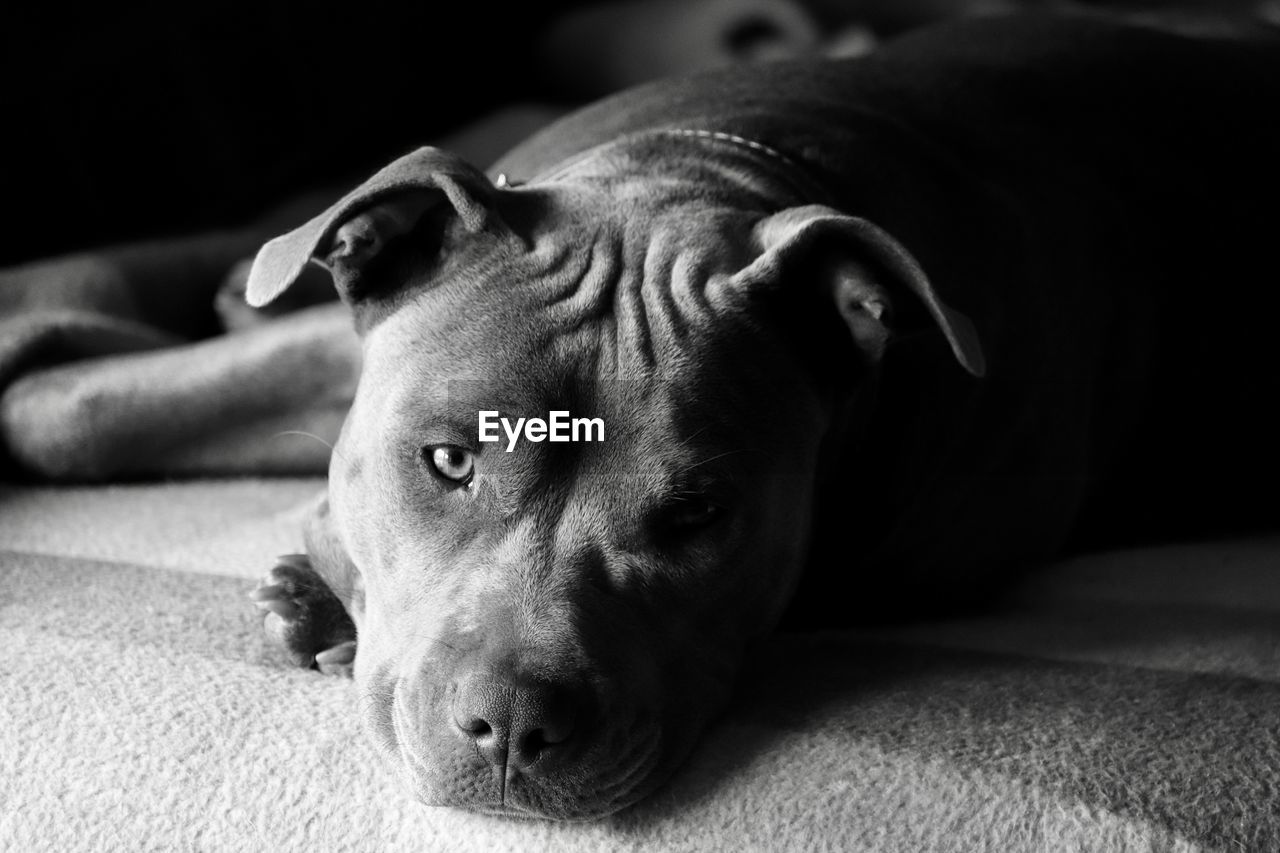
[
  {"left": 356, "top": 203, "right": 723, "bottom": 377},
  {"left": 352, "top": 180, "right": 829, "bottom": 443},
  {"left": 364, "top": 307, "right": 761, "bottom": 431},
  {"left": 358, "top": 288, "right": 815, "bottom": 465}
]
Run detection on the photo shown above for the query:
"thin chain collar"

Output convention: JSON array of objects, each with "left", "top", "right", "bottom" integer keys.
[{"left": 498, "top": 127, "right": 830, "bottom": 208}]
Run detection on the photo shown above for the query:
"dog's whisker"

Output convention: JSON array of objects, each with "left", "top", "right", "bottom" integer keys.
[
  {"left": 270, "top": 430, "right": 348, "bottom": 464},
  {"left": 669, "top": 424, "right": 714, "bottom": 453},
  {"left": 679, "top": 448, "right": 757, "bottom": 475}
]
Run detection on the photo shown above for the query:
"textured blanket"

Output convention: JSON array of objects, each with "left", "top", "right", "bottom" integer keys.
[{"left": 2, "top": 480, "right": 1277, "bottom": 850}]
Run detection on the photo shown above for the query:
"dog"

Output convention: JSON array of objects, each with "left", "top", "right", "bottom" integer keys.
[{"left": 246, "top": 15, "right": 1280, "bottom": 820}]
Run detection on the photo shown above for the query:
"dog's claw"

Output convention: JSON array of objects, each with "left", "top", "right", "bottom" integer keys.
[
  {"left": 315, "top": 640, "right": 357, "bottom": 665},
  {"left": 315, "top": 640, "right": 358, "bottom": 676},
  {"left": 248, "top": 583, "right": 287, "bottom": 602},
  {"left": 316, "top": 637, "right": 360, "bottom": 676},
  {"left": 257, "top": 598, "right": 301, "bottom": 619},
  {"left": 252, "top": 554, "right": 357, "bottom": 677}
]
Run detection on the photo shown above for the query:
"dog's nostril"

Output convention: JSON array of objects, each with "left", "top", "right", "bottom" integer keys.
[
  {"left": 517, "top": 730, "right": 550, "bottom": 764},
  {"left": 515, "top": 710, "right": 575, "bottom": 762},
  {"left": 452, "top": 678, "right": 582, "bottom": 772},
  {"left": 457, "top": 716, "right": 493, "bottom": 738},
  {"left": 521, "top": 729, "right": 549, "bottom": 755}
]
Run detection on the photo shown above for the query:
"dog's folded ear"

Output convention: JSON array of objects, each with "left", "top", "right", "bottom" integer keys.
[
  {"left": 245, "top": 147, "right": 497, "bottom": 308},
  {"left": 735, "top": 205, "right": 986, "bottom": 377}
]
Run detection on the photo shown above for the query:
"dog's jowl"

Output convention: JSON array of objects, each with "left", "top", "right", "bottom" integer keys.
[{"left": 249, "top": 17, "right": 1280, "bottom": 819}]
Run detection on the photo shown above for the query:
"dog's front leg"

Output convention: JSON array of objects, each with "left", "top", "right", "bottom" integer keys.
[{"left": 250, "top": 494, "right": 361, "bottom": 677}]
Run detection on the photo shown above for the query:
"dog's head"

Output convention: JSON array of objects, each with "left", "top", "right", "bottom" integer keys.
[{"left": 247, "top": 144, "right": 982, "bottom": 819}]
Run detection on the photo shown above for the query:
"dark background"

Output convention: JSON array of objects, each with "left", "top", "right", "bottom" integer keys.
[
  {"left": 0, "top": 2, "right": 597, "bottom": 267},
  {"left": 3, "top": 0, "right": 1265, "bottom": 268}
]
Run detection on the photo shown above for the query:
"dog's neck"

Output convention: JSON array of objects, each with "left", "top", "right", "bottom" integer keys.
[{"left": 527, "top": 127, "right": 831, "bottom": 214}]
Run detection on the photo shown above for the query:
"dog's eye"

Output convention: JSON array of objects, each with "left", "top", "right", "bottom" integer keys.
[
  {"left": 425, "top": 444, "right": 474, "bottom": 485},
  {"left": 666, "top": 497, "right": 721, "bottom": 530}
]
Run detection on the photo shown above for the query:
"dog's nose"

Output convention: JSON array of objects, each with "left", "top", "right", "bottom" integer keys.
[{"left": 452, "top": 676, "right": 579, "bottom": 773}]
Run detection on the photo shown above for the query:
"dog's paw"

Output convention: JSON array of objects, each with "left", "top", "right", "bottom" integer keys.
[{"left": 249, "top": 554, "right": 357, "bottom": 677}]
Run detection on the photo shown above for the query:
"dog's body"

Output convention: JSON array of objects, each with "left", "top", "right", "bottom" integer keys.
[{"left": 244, "top": 17, "right": 1280, "bottom": 819}]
